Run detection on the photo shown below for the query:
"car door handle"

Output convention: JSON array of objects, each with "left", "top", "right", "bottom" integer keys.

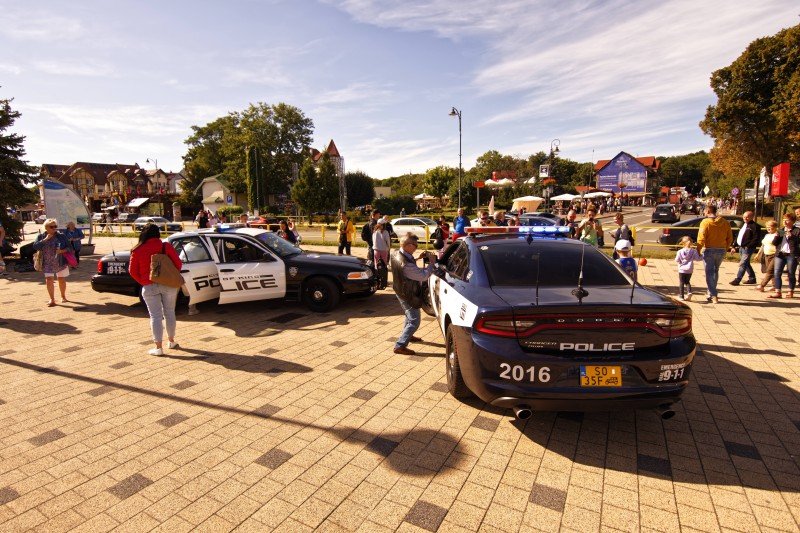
[
  {"left": 220, "top": 268, "right": 235, "bottom": 273},
  {"left": 180, "top": 269, "right": 190, "bottom": 273}
]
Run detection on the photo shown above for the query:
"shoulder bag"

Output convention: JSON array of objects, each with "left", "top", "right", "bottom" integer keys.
[{"left": 150, "top": 243, "right": 184, "bottom": 288}]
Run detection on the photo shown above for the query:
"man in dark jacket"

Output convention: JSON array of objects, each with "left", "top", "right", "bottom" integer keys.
[
  {"left": 362, "top": 210, "right": 381, "bottom": 261},
  {"left": 730, "top": 210, "right": 759, "bottom": 285},
  {"left": 390, "top": 233, "right": 434, "bottom": 355}
]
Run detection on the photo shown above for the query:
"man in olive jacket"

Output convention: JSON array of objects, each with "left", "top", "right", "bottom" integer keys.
[
  {"left": 697, "top": 204, "right": 733, "bottom": 303},
  {"left": 390, "top": 233, "right": 434, "bottom": 355}
]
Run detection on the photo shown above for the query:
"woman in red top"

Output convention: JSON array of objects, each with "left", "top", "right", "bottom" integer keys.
[{"left": 129, "top": 224, "right": 183, "bottom": 356}]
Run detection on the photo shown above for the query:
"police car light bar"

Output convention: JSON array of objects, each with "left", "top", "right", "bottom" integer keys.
[{"left": 466, "top": 226, "right": 570, "bottom": 236}]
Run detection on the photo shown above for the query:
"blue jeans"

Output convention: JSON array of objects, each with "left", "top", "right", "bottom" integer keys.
[
  {"left": 702, "top": 248, "right": 726, "bottom": 297},
  {"left": 142, "top": 283, "right": 179, "bottom": 343},
  {"left": 734, "top": 248, "right": 756, "bottom": 282},
  {"left": 773, "top": 254, "right": 797, "bottom": 292},
  {"left": 395, "top": 297, "right": 421, "bottom": 349}
]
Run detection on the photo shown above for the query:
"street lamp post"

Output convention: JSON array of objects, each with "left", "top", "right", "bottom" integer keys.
[
  {"left": 548, "top": 139, "right": 560, "bottom": 182},
  {"left": 449, "top": 107, "right": 462, "bottom": 209},
  {"left": 146, "top": 158, "right": 161, "bottom": 215}
]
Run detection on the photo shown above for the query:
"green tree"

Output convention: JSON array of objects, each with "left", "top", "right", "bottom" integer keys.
[
  {"left": 291, "top": 158, "right": 319, "bottom": 223},
  {"left": 423, "top": 166, "right": 457, "bottom": 199},
  {"left": 316, "top": 154, "right": 340, "bottom": 213},
  {"left": 0, "top": 96, "right": 38, "bottom": 243},
  {"left": 345, "top": 171, "right": 375, "bottom": 207},
  {"left": 700, "top": 24, "right": 800, "bottom": 175},
  {"left": 181, "top": 103, "right": 313, "bottom": 207}
]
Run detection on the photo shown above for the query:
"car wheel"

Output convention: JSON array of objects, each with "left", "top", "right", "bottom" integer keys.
[
  {"left": 303, "top": 276, "right": 341, "bottom": 312},
  {"left": 445, "top": 325, "right": 473, "bottom": 399}
]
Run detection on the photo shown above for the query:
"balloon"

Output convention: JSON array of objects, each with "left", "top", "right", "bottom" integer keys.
[{"left": 639, "top": 257, "right": 648, "bottom": 266}]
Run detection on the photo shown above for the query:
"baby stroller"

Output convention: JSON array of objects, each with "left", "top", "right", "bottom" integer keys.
[{"left": 374, "top": 257, "right": 388, "bottom": 290}]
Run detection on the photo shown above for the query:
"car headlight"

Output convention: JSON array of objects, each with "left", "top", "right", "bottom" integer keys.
[{"left": 347, "top": 270, "right": 372, "bottom": 280}]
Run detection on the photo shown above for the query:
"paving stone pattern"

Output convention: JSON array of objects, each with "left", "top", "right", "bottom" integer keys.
[{"left": 0, "top": 246, "right": 799, "bottom": 531}]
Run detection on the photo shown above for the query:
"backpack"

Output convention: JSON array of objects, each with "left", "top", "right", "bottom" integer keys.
[{"left": 361, "top": 223, "right": 371, "bottom": 243}]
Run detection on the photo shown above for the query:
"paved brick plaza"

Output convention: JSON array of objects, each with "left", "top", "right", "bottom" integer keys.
[{"left": 1, "top": 240, "right": 799, "bottom": 532}]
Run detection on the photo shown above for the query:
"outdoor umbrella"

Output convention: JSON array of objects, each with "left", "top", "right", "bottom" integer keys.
[
  {"left": 550, "top": 193, "right": 577, "bottom": 201},
  {"left": 511, "top": 195, "right": 543, "bottom": 213}
]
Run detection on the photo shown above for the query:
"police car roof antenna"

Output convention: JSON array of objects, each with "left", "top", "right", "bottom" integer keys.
[
  {"left": 534, "top": 253, "right": 541, "bottom": 306},
  {"left": 630, "top": 244, "right": 643, "bottom": 303},
  {"left": 571, "top": 243, "right": 589, "bottom": 303}
]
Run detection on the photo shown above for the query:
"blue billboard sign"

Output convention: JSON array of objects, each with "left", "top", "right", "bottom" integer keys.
[{"left": 596, "top": 152, "right": 648, "bottom": 193}]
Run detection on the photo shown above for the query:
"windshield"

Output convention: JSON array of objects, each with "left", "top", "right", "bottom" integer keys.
[
  {"left": 415, "top": 218, "right": 436, "bottom": 225},
  {"left": 479, "top": 239, "right": 631, "bottom": 287},
  {"left": 150, "top": 217, "right": 168, "bottom": 223},
  {"left": 255, "top": 231, "right": 302, "bottom": 258}
]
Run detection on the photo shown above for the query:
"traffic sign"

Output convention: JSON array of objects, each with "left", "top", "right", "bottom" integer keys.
[
  {"left": 474, "top": 181, "right": 485, "bottom": 188},
  {"left": 703, "top": 185, "right": 710, "bottom": 195},
  {"left": 226, "top": 195, "right": 233, "bottom": 204},
  {"left": 731, "top": 187, "right": 740, "bottom": 197},
  {"left": 539, "top": 164, "right": 550, "bottom": 178}
]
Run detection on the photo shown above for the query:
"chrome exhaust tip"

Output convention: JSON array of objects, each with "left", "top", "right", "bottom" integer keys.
[{"left": 513, "top": 405, "right": 533, "bottom": 421}]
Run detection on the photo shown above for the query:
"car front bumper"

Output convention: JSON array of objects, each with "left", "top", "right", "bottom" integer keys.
[{"left": 452, "top": 326, "right": 695, "bottom": 411}]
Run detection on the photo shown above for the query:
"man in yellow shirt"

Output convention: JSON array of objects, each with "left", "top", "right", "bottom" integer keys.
[
  {"left": 337, "top": 213, "right": 355, "bottom": 255},
  {"left": 697, "top": 204, "right": 733, "bottom": 303}
]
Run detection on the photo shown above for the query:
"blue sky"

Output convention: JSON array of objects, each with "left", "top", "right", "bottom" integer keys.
[{"left": 1, "top": 0, "right": 797, "bottom": 179}]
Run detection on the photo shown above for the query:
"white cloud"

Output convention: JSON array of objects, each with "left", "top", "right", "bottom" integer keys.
[
  {"left": 32, "top": 60, "right": 116, "bottom": 77},
  {"left": 0, "top": 8, "right": 85, "bottom": 41},
  {"left": 0, "top": 63, "right": 21, "bottom": 75}
]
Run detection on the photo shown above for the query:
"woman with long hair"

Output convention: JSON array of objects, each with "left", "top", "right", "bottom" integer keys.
[
  {"left": 128, "top": 223, "right": 183, "bottom": 355},
  {"left": 33, "top": 218, "right": 70, "bottom": 306}
]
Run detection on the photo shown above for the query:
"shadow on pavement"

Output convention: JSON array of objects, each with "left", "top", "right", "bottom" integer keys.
[
  {"left": 161, "top": 347, "right": 313, "bottom": 374},
  {"left": 0, "top": 356, "right": 466, "bottom": 475},
  {"left": 512, "top": 351, "right": 800, "bottom": 492},
  {"left": 0, "top": 318, "right": 81, "bottom": 335}
]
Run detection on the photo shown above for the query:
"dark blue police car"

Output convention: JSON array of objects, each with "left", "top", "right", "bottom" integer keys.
[{"left": 428, "top": 226, "right": 695, "bottom": 420}]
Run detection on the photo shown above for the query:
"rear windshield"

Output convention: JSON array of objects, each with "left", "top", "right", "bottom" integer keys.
[{"left": 478, "top": 239, "right": 631, "bottom": 287}]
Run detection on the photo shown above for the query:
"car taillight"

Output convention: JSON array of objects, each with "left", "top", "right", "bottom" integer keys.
[
  {"left": 97, "top": 260, "right": 103, "bottom": 274},
  {"left": 474, "top": 313, "right": 692, "bottom": 338},
  {"left": 662, "top": 229, "right": 670, "bottom": 236}
]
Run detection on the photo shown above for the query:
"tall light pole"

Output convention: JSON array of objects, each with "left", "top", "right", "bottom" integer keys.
[
  {"left": 548, "top": 139, "right": 560, "bottom": 181},
  {"left": 145, "top": 157, "right": 158, "bottom": 169},
  {"left": 449, "top": 107, "right": 462, "bottom": 209}
]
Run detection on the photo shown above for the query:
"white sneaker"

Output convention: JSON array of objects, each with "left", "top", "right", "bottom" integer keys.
[
  {"left": 168, "top": 342, "right": 180, "bottom": 350},
  {"left": 148, "top": 348, "right": 163, "bottom": 356},
  {"left": 187, "top": 305, "right": 199, "bottom": 316},
  {"left": 685, "top": 293, "right": 692, "bottom": 301}
]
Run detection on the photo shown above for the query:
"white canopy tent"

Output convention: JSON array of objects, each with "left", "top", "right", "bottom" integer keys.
[
  {"left": 525, "top": 177, "right": 537, "bottom": 185},
  {"left": 511, "top": 195, "right": 543, "bottom": 213},
  {"left": 550, "top": 193, "right": 577, "bottom": 201},
  {"left": 484, "top": 179, "right": 500, "bottom": 188},
  {"left": 413, "top": 193, "right": 436, "bottom": 200},
  {"left": 498, "top": 178, "right": 516, "bottom": 187},
  {"left": 583, "top": 191, "right": 612, "bottom": 199}
]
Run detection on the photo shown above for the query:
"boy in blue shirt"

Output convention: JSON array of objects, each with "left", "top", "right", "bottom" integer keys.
[{"left": 615, "top": 239, "right": 637, "bottom": 280}]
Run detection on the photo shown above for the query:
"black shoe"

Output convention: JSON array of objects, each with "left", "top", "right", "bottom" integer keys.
[
  {"left": 706, "top": 296, "right": 713, "bottom": 303},
  {"left": 729, "top": 280, "right": 740, "bottom": 286},
  {"left": 742, "top": 279, "right": 757, "bottom": 285}
]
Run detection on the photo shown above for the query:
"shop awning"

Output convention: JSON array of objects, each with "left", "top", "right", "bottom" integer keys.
[{"left": 127, "top": 197, "right": 150, "bottom": 208}]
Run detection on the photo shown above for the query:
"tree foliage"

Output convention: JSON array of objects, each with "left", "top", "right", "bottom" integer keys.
[
  {"left": 291, "top": 158, "right": 320, "bottom": 220},
  {"left": 316, "top": 154, "right": 340, "bottom": 213},
  {"left": 181, "top": 103, "right": 313, "bottom": 207},
  {"left": 0, "top": 96, "right": 38, "bottom": 243},
  {"left": 345, "top": 171, "right": 375, "bottom": 207},
  {"left": 700, "top": 24, "right": 800, "bottom": 174},
  {"left": 423, "top": 165, "right": 457, "bottom": 199}
]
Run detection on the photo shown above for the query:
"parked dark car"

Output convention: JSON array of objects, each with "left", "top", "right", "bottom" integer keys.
[
  {"left": 651, "top": 204, "right": 680, "bottom": 223},
  {"left": 657, "top": 215, "right": 762, "bottom": 248},
  {"left": 679, "top": 201, "right": 700, "bottom": 215}
]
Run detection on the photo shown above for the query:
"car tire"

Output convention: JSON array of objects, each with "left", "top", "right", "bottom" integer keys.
[
  {"left": 303, "top": 276, "right": 341, "bottom": 312},
  {"left": 445, "top": 325, "right": 473, "bottom": 399}
]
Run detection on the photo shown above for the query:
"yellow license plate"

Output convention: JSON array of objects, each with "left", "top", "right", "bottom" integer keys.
[{"left": 580, "top": 366, "right": 622, "bottom": 387}]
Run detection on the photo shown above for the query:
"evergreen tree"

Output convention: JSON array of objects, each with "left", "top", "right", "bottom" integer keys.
[
  {"left": 291, "top": 158, "right": 319, "bottom": 223},
  {"left": 0, "top": 96, "right": 37, "bottom": 243},
  {"left": 317, "top": 154, "right": 340, "bottom": 212}
]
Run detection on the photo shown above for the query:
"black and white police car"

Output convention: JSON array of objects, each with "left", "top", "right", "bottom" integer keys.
[
  {"left": 428, "top": 226, "right": 695, "bottom": 420},
  {"left": 91, "top": 225, "right": 376, "bottom": 312}
]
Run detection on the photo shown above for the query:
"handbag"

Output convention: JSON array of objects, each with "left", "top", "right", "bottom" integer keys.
[
  {"left": 33, "top": 251, "right": 43, "bottom": 272},
  {"left": 63, "top": 251, "right": 78, "bottom": 267},
  {"left": 150, "top": 243, "right": 184, "bottom": 288}
]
